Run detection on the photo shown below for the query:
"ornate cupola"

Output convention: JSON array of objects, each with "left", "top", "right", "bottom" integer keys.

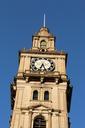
[{"left": 32, "top": 27, "right": 56, "bottom": 52}]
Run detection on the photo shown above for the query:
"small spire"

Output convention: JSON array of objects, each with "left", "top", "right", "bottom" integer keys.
[{"left": 43, "top": 13, "right": 46, "bottom": 27}]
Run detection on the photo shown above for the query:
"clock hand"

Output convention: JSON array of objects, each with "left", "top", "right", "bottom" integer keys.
[{"left": 40, "top": 64, "right": 45, "bottom": 71}]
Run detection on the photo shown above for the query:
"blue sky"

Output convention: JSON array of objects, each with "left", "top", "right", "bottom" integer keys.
[{"left": 0, "top": 0, "right": 85, "bottom": 127}]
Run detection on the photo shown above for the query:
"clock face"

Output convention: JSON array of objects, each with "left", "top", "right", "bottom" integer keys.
[{"left": 31, "top": 58, "right": 55, "bottom": 71}]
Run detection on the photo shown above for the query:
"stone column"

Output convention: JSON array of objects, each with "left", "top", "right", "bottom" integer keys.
[
  {"left": 28, "top": 110, "right": 32, "bottom": 128},
  {"left": 24, "top": 56, "right": 30, "bottom": 72},
  {"left": 23, "top": 112, "right": 29, "bottom": 128},
  {"left": 48, "top": 111, "right": 52, "bottom": 128},
  {"left": 18, "top": 56, "right": 25, "bottom": 76}
]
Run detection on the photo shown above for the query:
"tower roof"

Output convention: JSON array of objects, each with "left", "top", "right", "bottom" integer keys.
[{"left": 34, "top": 27, "right": 54, "bottom": 37}]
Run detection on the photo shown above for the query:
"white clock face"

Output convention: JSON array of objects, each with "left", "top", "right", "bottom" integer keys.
[{"left": 31, "top": 58, "right": 55, "bottom": 71}]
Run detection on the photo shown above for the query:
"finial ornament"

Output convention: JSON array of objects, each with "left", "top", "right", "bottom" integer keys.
[{"left": 43, "top": 13, "right": 46, "bottom": 27}]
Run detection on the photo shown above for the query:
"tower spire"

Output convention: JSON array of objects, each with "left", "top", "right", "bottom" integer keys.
[{"left": 43, "top": 13, "right": 46, "bottom": 27}]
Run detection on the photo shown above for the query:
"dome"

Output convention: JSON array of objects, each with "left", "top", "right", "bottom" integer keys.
[{"left": 34, "top": 27, "right": 54, "bottom": 37}]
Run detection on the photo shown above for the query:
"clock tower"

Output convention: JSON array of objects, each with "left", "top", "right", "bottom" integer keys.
[{"left": 10, "top": 27, "right": 72, "bottom": 128}]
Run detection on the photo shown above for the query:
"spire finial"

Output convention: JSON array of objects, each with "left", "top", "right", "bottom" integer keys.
[{"left": 43, "top": 13, "right": 46, "bottom": 27}]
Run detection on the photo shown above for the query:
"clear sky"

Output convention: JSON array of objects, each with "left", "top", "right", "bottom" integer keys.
[{"left": 0, "top": 0, "right": 85, "bottom": 127}]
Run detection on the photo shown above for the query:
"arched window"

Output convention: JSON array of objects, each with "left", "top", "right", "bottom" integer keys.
[
  {"left": 44, "top": 91, "right": 49, "bottom": 100},
  {"left": 40, "top": 40, "right": 47, "bottom": 49},
  {"left": 33, "top": 90, "right": 38, "bottom": 100},
  {"left": 33, "top": 115, "right": 46, "bottom": 128}
]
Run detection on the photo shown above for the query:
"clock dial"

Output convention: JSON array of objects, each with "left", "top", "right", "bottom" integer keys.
[
  {"left": 31, "top": 58, "right": 38, "bottom": 71},
  {"left": 42, "top": 59, "right": 51, "bottom": 69},
  {"left": 46, "top": 60, "right": 55, "bottom": 71},
  {"left": 31, "top": 58, "right": 55, "bottom": 71},
  {"left": 35, "top": 59, "right": 43, "bottom": 69}
]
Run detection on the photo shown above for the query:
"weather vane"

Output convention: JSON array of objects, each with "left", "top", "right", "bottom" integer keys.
[{"left": 43, "top": 13, "right": 46, "bottom": 27}]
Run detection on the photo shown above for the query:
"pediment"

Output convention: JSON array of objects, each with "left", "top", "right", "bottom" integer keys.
[
  {"left": 35, "top": 27, "right": 53, "bottom": 37},
  {"left": 28, "top": 104, "right": 52, "bottom": 111}
]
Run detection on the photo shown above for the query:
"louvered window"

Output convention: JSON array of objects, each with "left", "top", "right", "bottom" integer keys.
[
  {"left": 44, "top": 91, "right": 49, "bottom": 100},
  {"left": 33, "top": 90, "right": 38, "bottom": 100}
]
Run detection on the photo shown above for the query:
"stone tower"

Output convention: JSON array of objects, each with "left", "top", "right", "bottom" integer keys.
[{"left": 10, "top": 27, "right": 72, "bottom": 128}]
